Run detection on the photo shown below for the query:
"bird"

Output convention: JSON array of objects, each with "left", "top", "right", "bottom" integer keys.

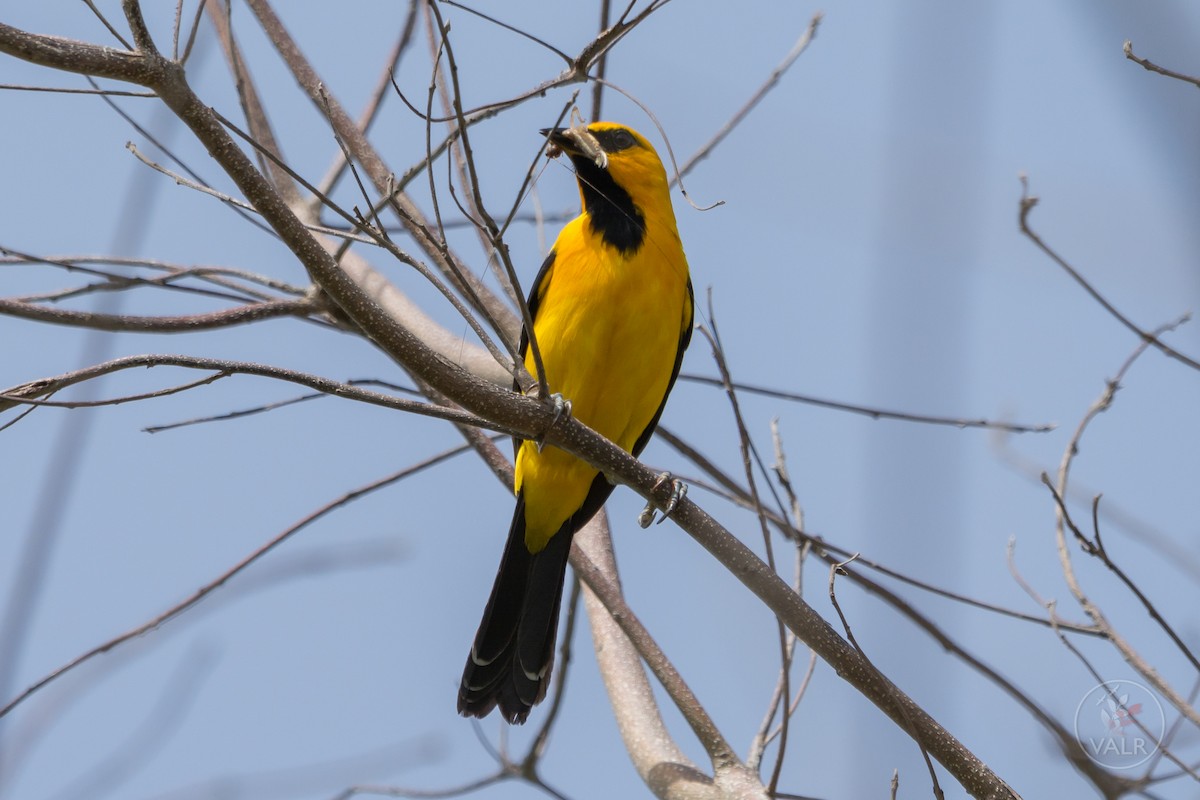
[{"left": 457, "top": 121, "right": 694, "bottom": 724}]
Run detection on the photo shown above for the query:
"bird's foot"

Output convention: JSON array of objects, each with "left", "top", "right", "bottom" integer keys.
[
  {"left": 535, "top": 393, "right": 572, "bottom": 453},
  {"left": 638, "top": 472, "right": 688, "bottom": 528}
]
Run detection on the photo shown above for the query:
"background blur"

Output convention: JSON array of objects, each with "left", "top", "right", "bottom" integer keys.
[{"left": 2, "top": 2, "right": 1198, "bottom": 798}]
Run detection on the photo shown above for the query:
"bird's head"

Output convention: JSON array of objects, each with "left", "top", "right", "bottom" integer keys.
[
  {"left": 541, "top": 122, "right": 670, "bottom": 208},
  {"left": 540, "top": 122, "right": 673, "bottom": 253}
]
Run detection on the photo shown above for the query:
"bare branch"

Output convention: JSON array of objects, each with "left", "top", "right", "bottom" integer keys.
[
  {"left": 0, "top": 294, "right": 318, "bottom": 333},
  {"left": 331, "top": 772, "right": 504, "bottom": 800},
  {"left": 82, "top": 0, "right": 134, "bottom": 50},
  {"left": 589, "top": 0, "right": 613, "bottom": 121},
  {"left": 1019, "top": 177, "right": 1200, "bottom": 372},
  {"left": 0, "top": 354, "right": 502, "bottom": 434},
  {"left": 1, "top": 370, "right": 227, "bottom": 410},
  {"left": 0, "top": 442, "right": 477, "bottom": 722},
  {"left": 827, "top": 558, "right": 944, "bottom": 800},
  {"left": 1124, "top": 40, "right": 1200, "bottom": 90},
  {"left": 439, "top": 1, "right": 571, "bottom": 64},
  {"left": 97, "top": 76, "right": 279, "bottom": 237},
  {"left": 0, "top": 21, "right": 157, "bottom": 84},
  {"left": 42, "top": 647, "right": 217, "bottom": 800},
  {"left": 679, "top": 373, "right": 1054, "bottom": 433},
  {"left": 696, "top": 303, "right": 791, "bottom": 795},
  {"left": 241, "top": 0, "right": 519, "bottom": 342},
  {"left": 574, "top": 516, "right": 766, "bottom": 800},
  {"left": 316, "top": 1, "right": 420, "bottom": 199},
  {"left": 142, "top": 378, "right": 418, "bottom": 433},
  {"left": 125, "top": 140, "right": 374, "bottom": 244},
  {"left": 121, "top": 0, "right": 159, "bottom": 55},
  {"left": 394, "top": 0, "right": 673, "bottom": 123},
  {"left": 657, "top": 428, "right": 1100, "bottom": 637},
  {"left": 0, "top": 249, "right": 309, "bottom": 299},
  {"left": 991, "top": 428, "right": 1200, "bottom": 581},
  {"left": 204, "top": 0, "right": 301, "bottom": 204},
  {"left": 1047, "top": 321, "right": 1200, "bottom": 730},
  {"left": 0, "top": 83, "right": 153, "bottom": 97},
  {"left": 677, "top": 13, "right": 822, "bottom": 180}
]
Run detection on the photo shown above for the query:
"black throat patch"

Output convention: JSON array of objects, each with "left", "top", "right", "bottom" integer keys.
[{"left": 570, "top": 157, "right": 646, "bottom": 255}]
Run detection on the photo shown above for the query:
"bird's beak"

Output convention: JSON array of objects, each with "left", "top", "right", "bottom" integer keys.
[{"left": 540, "top": 126, "right": 607, "bottom": 170}]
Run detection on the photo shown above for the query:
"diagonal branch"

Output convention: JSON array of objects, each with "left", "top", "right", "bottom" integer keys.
[
  {"left": 1019, "top": 178, "right": 1200, "bottom": 372},
  {"left": 1124, "top": 40, "right": 1200, "bottom": 90},
  {"left": 0, "top": 443, "right": 476, "bottom": 723},
  {"left": 242, "top": 0, "right": 519, "bottom": 344},
  {"left": 204, "top": 0, "right": 300, "bottom": 204},
  {"left": 573, "top": 516, "right": 766, "bottom": 800}
]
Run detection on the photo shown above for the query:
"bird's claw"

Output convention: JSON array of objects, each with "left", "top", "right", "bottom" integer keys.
[
  {"left": 535, "top": 393, "right": 572, "bottom": 453},
  {"left": 638, "top": 472, "right": 688, "bottom": 528}
]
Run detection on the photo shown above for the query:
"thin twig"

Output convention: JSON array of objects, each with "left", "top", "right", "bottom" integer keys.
[
  {"left": 243, "top": 0, "right": 518, "bottom": 340},
  {"left": 1, "top": 370, "right": 227, "bottom": 409},
  {"left": 1045, "top": 609, "right": 1197, "bottom": 782},
  {"left": 86, "top": 71, "right": 276, "bottom": 237},
  {"left": 180, "top": 0, "right": 206, "bottom": 64},
  {"left": 143, "top": 378, "right": 419, "bottom": 433},
  {"left": 570, "top": 543, "right": 739, "bottom": 770},
  {"left": 211, "top": 110, "right": 513, "bottom": 372},
  {"left": 0, "top": 443, "right": 478, "bottom": 722},
  {"left": 439, "top": 1, "right": 571, "bottom": 64},
  {"left": 679, "top": 373, "right": 1054, "bottom": 433},
  {"left": 677, "top": 13, "right": 822, "bottom": 180},
  {"left": 205, "top": 0, "right": 300, "bottom": 204},
  {"left": 697, "top": 299, "right": 791, "bottom": 795},
  {"left": 125, "top": 141, "right": 376, "bottom": 244},
  {"left": 316, "top": 4, "right": 419, "bottom": 199},
  {"left": 1019, "top": 176, "right": 1199, "bottom": 372},
  {"left": 590, "top": 0, "right": 612, "bottom": 121},
  {"left": 332, "top": 773, "right": 505, "bottom": 800},
  {"left": 1046, "top": 316, "right": 1200, "bottom": 730},
  {"left": 383, "top": 0, "right": 673, "bottom": 124},
  {"left": 0, "top": 83, "right": 154, "bottom": 96},
  {"left": 1, "top": 249, "right": 309, "bottom": 296},
  {"left": 827, "top": 557, "right": 945, "bottom": 800},
  {"left": 656, "top": 428, "right": 1101, "bottom": 637},
  {"left": 1124, "top": 40, "right": 1200, "bottom": 90},
  {"left": 0, "top": 294, "right": 318, "bottom": 333},
  {"left": 991, "top": 428, "right": 1200, "bottom": 581},
  {"left": 424, "top": 3, "right": 544, "bottom": 397},
  {"left": 82, "top": 0, "right": 133, "bottom": 49},
  {"left": 43, "top": 647, "right": 217, "bottom": 800},
  {"left": 0, "top": 354, "right": 504, "bottom": 435}
]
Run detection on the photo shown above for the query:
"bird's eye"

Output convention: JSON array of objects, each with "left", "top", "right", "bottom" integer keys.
[{"left": 610, "top": 130, "right": 636, "bottom": 151}]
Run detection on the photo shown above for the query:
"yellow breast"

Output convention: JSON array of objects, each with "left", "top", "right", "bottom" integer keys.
[{"left": 515, "top": 215, "right": 690, "bottom": 551}]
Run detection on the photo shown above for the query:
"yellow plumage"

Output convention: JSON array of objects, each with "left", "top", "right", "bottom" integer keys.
[{"left": 459, "top": 121, "right": 693, "bottom": 723}]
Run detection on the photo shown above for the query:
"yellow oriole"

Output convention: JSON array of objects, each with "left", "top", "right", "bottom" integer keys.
[{"left": 457, "top": 122, "right": 694, "bottom": 723}]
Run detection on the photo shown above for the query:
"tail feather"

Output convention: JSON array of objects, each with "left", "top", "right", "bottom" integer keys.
[{"left": 458, "top": 493, "right": 575, "bottom": 724}]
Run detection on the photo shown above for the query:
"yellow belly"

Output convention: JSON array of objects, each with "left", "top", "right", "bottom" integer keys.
[{"left": 515, "top": 217, "right": 689, "bottom": 552}]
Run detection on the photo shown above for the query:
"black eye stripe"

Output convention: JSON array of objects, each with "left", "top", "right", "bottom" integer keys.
[{"left": 592, "top": 128, "right": 638, "bottom": 154}]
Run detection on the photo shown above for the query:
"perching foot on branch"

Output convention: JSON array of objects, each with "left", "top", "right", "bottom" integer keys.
[
  {"left": 535, "top": 392, "right": 573, "bottom": 453},
  {"left": 638, "top": 472, "right": 688, "bottom": 528}
]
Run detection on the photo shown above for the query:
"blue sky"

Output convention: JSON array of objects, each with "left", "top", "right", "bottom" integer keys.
[{"left": 2, "top": 2, "right": 1199, "bottom": 798}]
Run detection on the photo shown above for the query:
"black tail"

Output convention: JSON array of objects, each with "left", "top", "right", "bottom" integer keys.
[{"left": 458, "top": 493, "right": 575, "bottom": 724}]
